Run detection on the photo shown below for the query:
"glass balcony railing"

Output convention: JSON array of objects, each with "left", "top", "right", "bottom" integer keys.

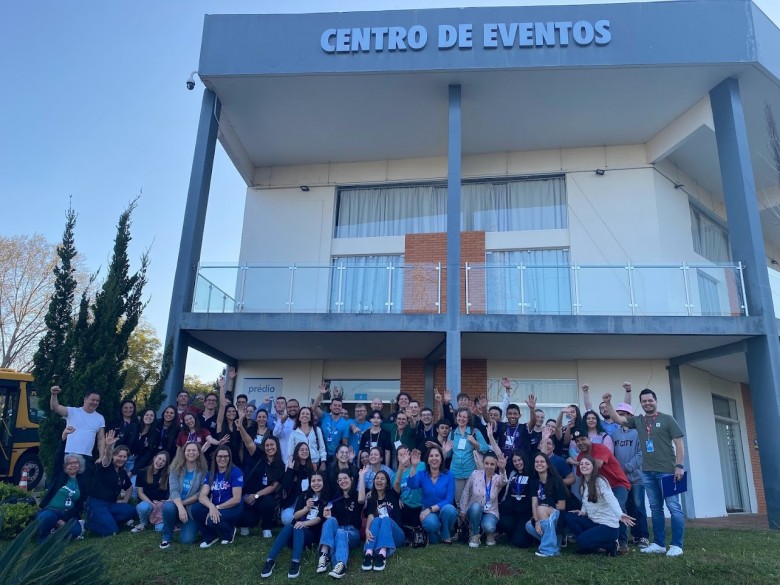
[
  {"left": 465, "top": 262, "right": 747, "bottom": 317},
  {"left": 192, "top": 261, "right": 747, "bottom": 317}
]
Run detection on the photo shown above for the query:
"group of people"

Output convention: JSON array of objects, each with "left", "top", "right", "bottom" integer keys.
[{"left": 38, "top": 373, "right": 687, "bottom": 579}]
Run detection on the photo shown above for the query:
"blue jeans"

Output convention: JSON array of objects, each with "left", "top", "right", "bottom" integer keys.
[
  {"left": 36, "top": 509, "right": 83, "bottom": 543},
  {"left": 421, "top": 504, "right": 457, "bottom": 544},
  {"left": 161, "top": 500, "right": 198, "bottom": 544},
  {"left": 191, "top": 502, "right": 244, "bottom": 543},
  {"left": 626, "top": 482, "right": 649, "bottom": 540},
  {"left": 267, "top": 524, "right": 316, "bottom": 562},
  {"left": 610, "top": 485, "right": 628, "bottom": 545},
  {"left": 364, "top": 517, "right": 405, "bottom": 557},
  {"left": 642, "top": 471, "right": 684, "bottom": 548},
  {"left": 467, "top": 503, "right": 498, "bottom": 536},
  {"left": 566, "top": 513, "right": 618, "bottom": 554},
  {"left": 525, "top": 509, "right": 560, "bottom": 556},
  {"left": 85, "top": 497, "right": 135, "bottom": 537},
  {"left": 281, "top": 505, "right": 296, "bottom": 526},
  {"left": 318, "top": 518, "right": 361, "bottom": 565},
  {"left": 136, "top": 501, "right": 163, "bottom": 531}
]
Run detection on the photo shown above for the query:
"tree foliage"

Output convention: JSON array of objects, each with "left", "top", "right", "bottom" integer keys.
[
  {"left": 69, "top": 200, "right": 149, "bottom": 427},
  {"left": 121, "top": 317, "right": 162, "bottom": 408},
  {"left": 32, "top": 207, "right": 79, "bottom": 474}
]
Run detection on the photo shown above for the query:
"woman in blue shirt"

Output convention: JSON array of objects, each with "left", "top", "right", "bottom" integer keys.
[
  {"left": 160, "top": 441, "right": 207, "bottom": 549},
  {"left": 406, "top": 445, "right": 457, "bottom": 544},
  {"left": 447, "top": 408, "right": 489, "bottom": 505},
  {"left": 192, "top": 445, "right": 244, "bottom": 548}
]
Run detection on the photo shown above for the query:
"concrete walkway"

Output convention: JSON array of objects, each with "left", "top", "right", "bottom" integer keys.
[{"left": 686, "top": 514, "right": 770, "bottom": 530}]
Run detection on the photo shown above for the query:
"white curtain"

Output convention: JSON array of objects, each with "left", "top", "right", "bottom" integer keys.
[
  {"left": 690, "top": 207, "right": 730, "bottom": 262},
  {"left": 336, "top": 185, "right": 446, "bottom": 237},
  {"left": 697, "top": 271, "right": 721, "bottom": 316},
  {"left": 335, "top": 177, "right": 567, "bottom": 237},
  {"left": 330, "top": 255, "right": 404, "bottom": 313},
  {"left": 486, "top": 249, "right": 571, "bottom": 314},
  {"left": 462, "top": 177, "right": 567, "bottom": 231}
]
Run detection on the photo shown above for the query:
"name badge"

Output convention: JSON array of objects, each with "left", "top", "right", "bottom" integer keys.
[
  {"left": 301, "top": 479, "right": 310, "bottom": 491},
  {"left": 370, "top": 441, "right": 378, "bottom": 448},
  {"left": 646, "top": 439, "right": 654, "bottom": 453},
  {"left": 378, "top": 504, "right": 389, "bottom": 518},
  {"left": 306, "top": 508, "right": 319, "bottom": 520},
  {"left": 394, "top": 440, "right": 402, "bottom": 449},
  {"left": 262, "top": 475, "right": 268, "bottom": 486},
  {"left": 457, "top": 438, "right": 467, "bottom": 450},
  {"left": 483, "top": 503, "right": 492, "bottom": 512}
]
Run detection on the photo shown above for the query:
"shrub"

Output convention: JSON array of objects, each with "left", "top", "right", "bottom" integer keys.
[
  {"left": 0, "top": 483, "right": 30, "bottom": 502},
  {"left": 0, "top": 503, "right": 38, "bottom": 539}
]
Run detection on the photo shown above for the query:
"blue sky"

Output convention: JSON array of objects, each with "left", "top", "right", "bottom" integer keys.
[{"left": 2, "top": 1, "right": 778, "bottom": 381}]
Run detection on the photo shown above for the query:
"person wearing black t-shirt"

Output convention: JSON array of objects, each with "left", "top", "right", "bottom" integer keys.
[
  {"left": 359, "top": 469, "right": 404, "bottom": 571},
  {"left": 524, "top": 453, "right": 567, "bottom": 557},
  {"left": 497, "top": 451, "right": 534, "bottom": 548},
  {"left": 238, "top": 434, "right": 284, "bottom": 538},
  {"left": 85, "top": 429, "right": 134, "bottom": 536},
  {"left": 316, "top": 472, "right": 363, "bottom": 579},
  {"left": 360, "top": 410, "right": 392, "bottom": 467},
  {"left": 262, "top": 472, "right": 329, "bottom": 579},
  {"left": 131, "top": 450, "right": 171, "bottom": 532}
]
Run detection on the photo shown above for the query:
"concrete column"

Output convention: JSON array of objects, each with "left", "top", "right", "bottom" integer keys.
[
  {"left": 163, "top": 89, "right": 221, "bottom": 407},
  {"left": 711, "top": 78, "right": 780, "bottom": 528},
  {"left": 446, "top": 84, "right": 462, "bottom": 393}
]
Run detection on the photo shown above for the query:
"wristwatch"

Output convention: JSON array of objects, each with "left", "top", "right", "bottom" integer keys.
[
  {"left": 255, "top": 493, "right": 260, "bottom": 499},
  {"left": 675, "top": 464, "right": 684, "bottom": 470}
]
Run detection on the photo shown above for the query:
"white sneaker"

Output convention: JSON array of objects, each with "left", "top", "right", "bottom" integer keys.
[
  {"left": 262, "top": 529, "right": 273, "bottom": 538},
  {"left": 640, "top": 543, "right": 667, "bottom": 554},
  {"left": 239, "top": 527, "right": 250, "bottom": 537},
  {"left": 666, "top": 545, "right": 683, "bottom": 557}
]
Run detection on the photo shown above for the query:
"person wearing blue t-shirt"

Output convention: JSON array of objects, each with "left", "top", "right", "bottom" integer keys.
[
  {"left": 313, "top": 384, "right": 350, "bottom": 459},
  {"left": 347, "top": 403, "right": 371, "bottom": 458},
  {"left": 191, "top": 445, "right": 244, "bottom": 548}
]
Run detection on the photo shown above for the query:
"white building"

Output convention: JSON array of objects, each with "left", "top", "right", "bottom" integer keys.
[{"left": 166, "top": 0, "right": 780, "bottom": 524}]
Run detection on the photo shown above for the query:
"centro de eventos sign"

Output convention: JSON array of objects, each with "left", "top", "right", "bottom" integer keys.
[{"left": 321, "top": 20, "right": 611, "bottom": 53}]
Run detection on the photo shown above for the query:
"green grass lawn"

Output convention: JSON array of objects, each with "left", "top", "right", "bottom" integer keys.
[{"left": 59, "top": 525, "right": 780, "bottom": 585}]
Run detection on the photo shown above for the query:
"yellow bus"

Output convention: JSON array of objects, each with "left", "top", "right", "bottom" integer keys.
[{"left": 0, "top": 369, "right": 42, "bottom": 489}]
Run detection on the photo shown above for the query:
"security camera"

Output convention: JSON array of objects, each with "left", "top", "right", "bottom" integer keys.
[{"left": 186, "top": 71, "right": 197, "bottom": 91}]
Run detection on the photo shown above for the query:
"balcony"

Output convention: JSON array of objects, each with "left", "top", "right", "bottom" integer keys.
[{"left": 193, "top": 261, "right": 747, "bottom": 318}]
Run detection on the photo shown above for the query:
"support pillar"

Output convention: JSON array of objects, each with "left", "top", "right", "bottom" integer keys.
[
  {"left": 163, "top": 89, "right": 221, "bottom": 408},
  {"left": 711, "top": 78, "right": 780, "bottom": 528},
  {"left": 446, "top": 84, "right": 462, "bottom": 393}
]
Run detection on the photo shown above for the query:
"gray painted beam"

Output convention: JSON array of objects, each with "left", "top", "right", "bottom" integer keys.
[
  {"left": 424, "top": 340, "right": 446, "bottom": 409},
  {"left": 446, "top": 84, "right": 462, "bottom": 393},
  {"left": 180, "top": 312, "right": 447, "bottom": 332},
  {"left": 163, "top": 89, "right": 222, "bottom": 407},
  {"left": 711, "top": 77, "right": 780, "bottom": 528},
  {"left": 667, "top": 364, "right": 695, "bottom": 518},
  {"left": 669, "top": 340, "right": 747, "bottom": 366},
  {"left": 188, "top": 337, "right": 239, "bottom": 368}
]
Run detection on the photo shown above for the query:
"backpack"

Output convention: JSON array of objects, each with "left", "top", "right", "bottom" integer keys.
[{"left": 403, "top": 524, "right": 428, "bottom": 548}]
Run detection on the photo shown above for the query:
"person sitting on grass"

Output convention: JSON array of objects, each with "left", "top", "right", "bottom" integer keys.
[
  {"left": 406, "top": 446, "right": 457, "bottom": 545},
  {"left": 261, "top": 471, "right": 329, "bottom": 579},
  {"left": 358, "top": 469, "right": 404, "bottom": 572},
  {"left": 131, "top": 450, "right": 171, "bottom": 533},
  {"left": 85, "top": 429, "right": 135, "bottom": 537},
  {"left": 316, "top": 472, "right": 363, "bottom": 579},
  {"left": 326, "top": 444, "right": 359, "bottom": 495},
  {"left": 191, "top": 445, "right": 244, "bottom": 548},
  {"left": 566, "top": 455, "right": 635, "bottom": 556},
  {"left": 160, "top": 441, "right": 208, "bottom": 549},
  {"left": 36, "top": 426, "right": 89, "bottom": 543},
  {"left": 459, "top": 451, "right": 507, "bottom": 548},
  {"left": 237, "top": 433, "right": 284, "bottom": 538},
  {"left": 280, "top": 441, "right": 317, "bottom": 526},
  {"left": 524, "top": 452, "right": 567, "bottom": 557},
  {"left": 497, "top": 451, "right": 534, "bottom": 548}
]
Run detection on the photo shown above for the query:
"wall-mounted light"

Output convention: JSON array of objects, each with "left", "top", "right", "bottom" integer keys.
[
  {"left": 300, "top": 186, "right": 310, "bottom": 192},
  {"left": 595, "top": 169, "right": 606, "bottom": 176}
]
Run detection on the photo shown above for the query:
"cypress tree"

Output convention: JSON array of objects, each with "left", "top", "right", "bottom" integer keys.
[
  {"left": 69, "top": 200, "right": 149, "bottom": 433},
  {"left": 33, "top": 206, "right": 78, "bottom": 474}
]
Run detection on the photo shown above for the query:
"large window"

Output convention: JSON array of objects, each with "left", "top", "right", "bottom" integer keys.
[
  {"left": 485, "top": 249, "right": 571, "bottom": 314},
  {"left": 335, "top": 176, "right": 567, "bottom": 237},
  {"left": 690, "top": 205, "right": 730, "bottom": 263},
  {"left": 330, "top": 255, "right": 404, "bottom": 313}
]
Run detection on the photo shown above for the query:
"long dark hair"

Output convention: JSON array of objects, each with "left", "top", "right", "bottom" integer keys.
[
  {"left": 369, "top": 470, "right": 392, "bottom": 501},
  {"left": 583, "top": 410, "right": 605, "bottom": 435},
  {"left": 578, "top": 454, "right": 603, "bottom": 504},
  {"left": 305, "top": 471, "right": 330, "bottom": 502},
  {"left": 139, "top": 409, "right": 158, "bottom": 435},
  {"left": 263, "top": 435, "right": 282, "bottom": 465},
  {"left": 532, "top": 452, "right": 562, "bottom": 481},
  {"left": 144, "top": 450, "right": 171, "bottom": 491},
  {"left": 425, "top": 444, "right": 446, "bottom": 475},
  {"left": 292, "top": 441, "right": 315, "bottom": 473},
  {"left": 294, "top": 407, "right": 314, "bottom": 430}
]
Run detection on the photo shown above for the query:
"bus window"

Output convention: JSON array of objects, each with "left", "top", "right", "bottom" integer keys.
[{"left": 27, "top": 386, "right": 43, "bottom": 423}]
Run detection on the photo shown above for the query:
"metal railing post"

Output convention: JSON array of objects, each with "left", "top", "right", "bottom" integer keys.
[
  {"left": 737, "top": 261, "right": 749, "bottom": 316},
  {"left": 465, "top": 262, "right": 471, "bottom": 314},
  {"left": 336, "top": 263, "right": 345, "bottom": 314},
  {"left": 436, "top": 262, "right": 442, "bottom": 314},
  {"left": 519, "top": 264, "right": 526, "bottom": 315},
  {"left": 386, "top": 262, "right": 394, "bottom": 313},
  {"left": 572, "top": 265, "right": 581, "bottom": 315},
  {"left": 681, "top": 263, "right": 692, "bottom": 316},
  {"left": 206, "top": 283, "right": 213, "bottom": 314},
  {"left": 287, "top": 263, "right": 296, "bottom": 313},
  {"left": 626, "top": 264, "right": 637, "bottom": 316},
  {"left": 238, "top": 265, "right": 248, "bottom": 312}
]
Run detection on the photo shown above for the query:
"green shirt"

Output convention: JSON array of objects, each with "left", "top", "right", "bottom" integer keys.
[
  {"left": 48, "top": 477, "right": 80, "bottom": 511},
  {"left": 625, "top": 412, "right": 683, "bottom": 473}
]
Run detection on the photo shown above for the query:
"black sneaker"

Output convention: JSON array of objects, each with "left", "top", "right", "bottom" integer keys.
[
  {"left": 316, "top": 553, "right": 330, "bottom": 574},
  {"left": 288, "top": 561, "right": 301, "bottom": 579},
  {"left": 328, "top": 562, "right": 347, "bottom": 579},
  {"left": 159, "top": 540, "right": 171, "bottom": 550},
  {"left": 261, "top": 560, "right": 275, "bottom": 578},
  {"left": 373, "top": 553, "right": 386, "bottom": 571},
  {"left": 361, "top": 554, "right": 373, "bottom": 571}
]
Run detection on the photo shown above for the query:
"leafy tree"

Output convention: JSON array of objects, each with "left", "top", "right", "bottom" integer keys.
[
  {"left": 32, "top": 207, "right": 79, "bottom": 474},
  {"left": 146, "top": 338, "right": 173, "bottom": 413},
  {"left": 121, "top": 317, "right": 162, "bottom": 408},
  {"left": 69, "top": 200, "right": 149, "bottom": 429}
]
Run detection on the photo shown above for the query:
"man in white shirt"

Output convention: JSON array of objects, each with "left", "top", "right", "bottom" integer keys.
[{"left": 49, "top": 385, "right": 106, "bottom": 463}]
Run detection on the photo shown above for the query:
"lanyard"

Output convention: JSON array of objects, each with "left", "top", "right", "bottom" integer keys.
[
  {"left": 514, "top": 475, "right": 527, "bottom": 496},
  {"left": 484, "top": 473, "right": 493, "bottom": 503},
  {"left": 505, "top": 425, "right": 519, "bottom": 444},
  {"left": 644, "top": 413, "right": 659, "bottom": 438}
]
